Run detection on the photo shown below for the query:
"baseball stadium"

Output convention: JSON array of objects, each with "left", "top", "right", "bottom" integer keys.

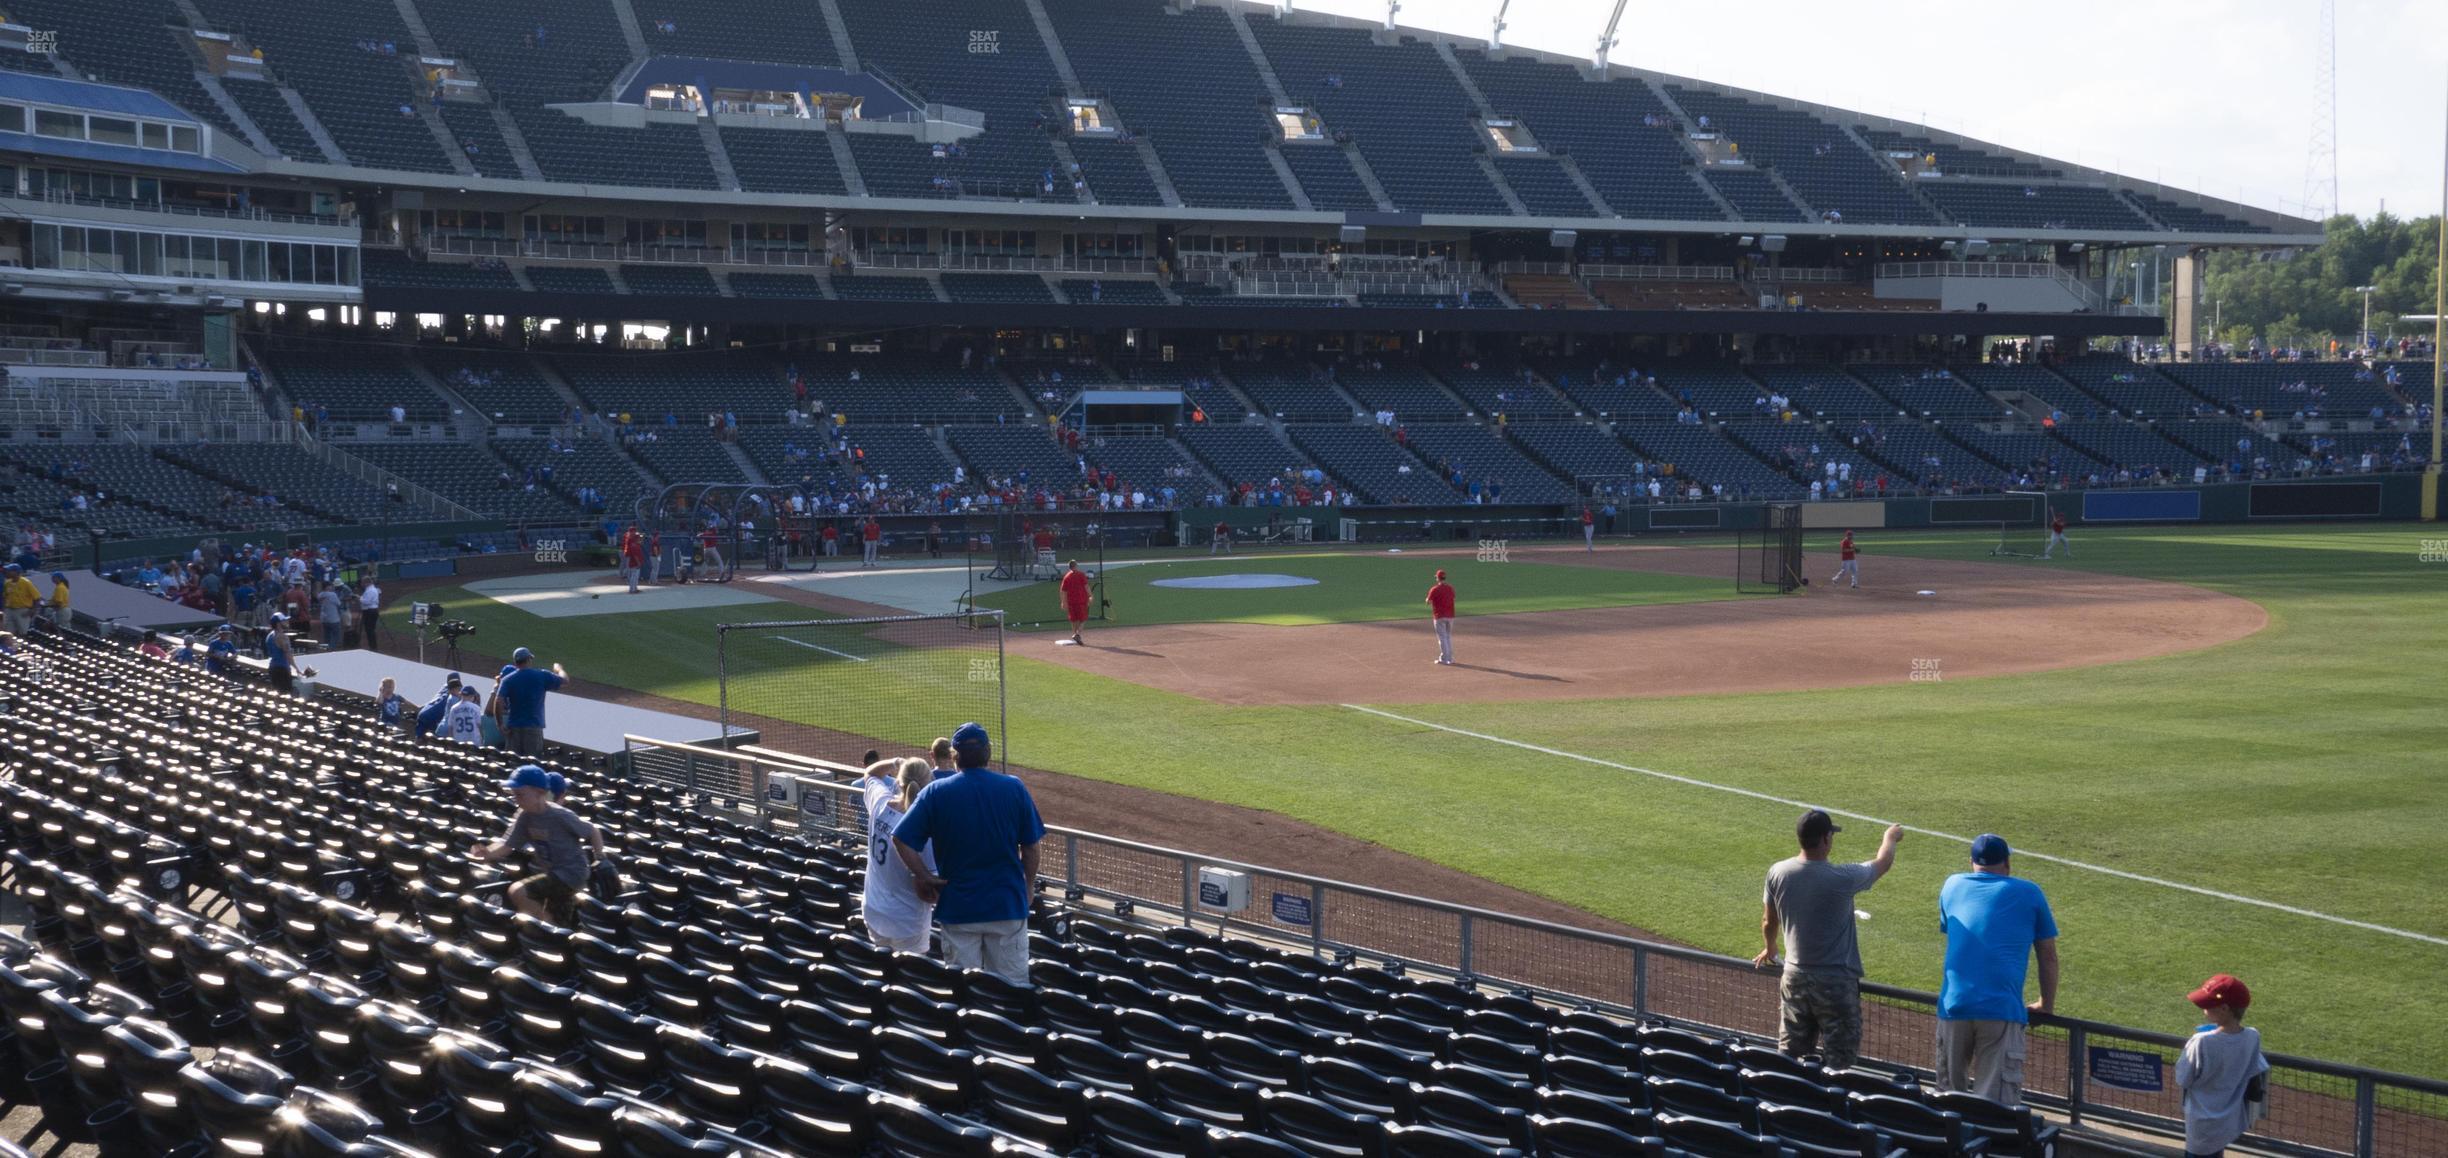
[{"left": 0, "top": 0, "right": 2436, "bottom": 1154}]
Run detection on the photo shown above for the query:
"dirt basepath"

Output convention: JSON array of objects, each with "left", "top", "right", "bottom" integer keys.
[{"left": 1025, "top": 546, "right": 2266, "bottom": 704}]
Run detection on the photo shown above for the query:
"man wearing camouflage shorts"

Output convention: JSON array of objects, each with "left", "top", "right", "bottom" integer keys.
[{"left": 1755, "top": 809, "right": 1903, "bottom": 1069}]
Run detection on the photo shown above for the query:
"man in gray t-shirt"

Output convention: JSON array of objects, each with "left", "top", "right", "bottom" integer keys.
[
  {"left": 471, "top": 764, "right": 604, "bottom": 920},
  {"left": 1755, "top": 809, "right": 1902, "bottom": 1068}
]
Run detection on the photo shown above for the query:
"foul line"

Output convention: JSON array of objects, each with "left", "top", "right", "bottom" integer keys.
[
  {"left": 1340, "top": 704, "right": 2448, "bottom": 948},
  {"left": 768, "top": 636, "right": 869, "bottom": 663}
]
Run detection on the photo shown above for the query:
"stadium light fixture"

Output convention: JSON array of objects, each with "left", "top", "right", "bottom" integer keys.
[
  {"left": 2355, "top": 285, "right": 2376, "bottom": 350},
  {"left": 1489, "top": 0, "right": 1509, "bottom": 50}
]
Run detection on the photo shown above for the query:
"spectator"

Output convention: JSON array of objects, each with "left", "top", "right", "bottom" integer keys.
[
  {"left": 263, "top": 613, "right": 299, "bottom": 693},
  {"left": 445, "top": 686, "right": 486, "bottom": 743},
  {"left": 1, "top": 564, "right": 36, "bottom": 635},
  {"left": 470, "top": 765, "right": 603, "bottom": 921},
  {"left": 891, "top": 723, "right": 1044, "bottom": 986},
  {"left": 1755, "top": 810, "right": 1902, "bottom": 1070},
  {"left": 41, "top": 571, "right": 67, "bottom": 625},
  {"left": 1936, "top": 834, "right": 2060, "bottom": 1106},
  {"left": 374, "top": 676, "right": 410, "bottom": 731},
  {"left": 497, "top": 647, "right": 569, "bottom": 756},
  {"left": 858, "top": 757, "right": 937, "bottom": 954},
  {"left": 2178, "top": 974, "right": 2268, "bottom": 1158},
  {"left": 205, "top": 624, "right": 238, "bottom": 676},
  {"left": 359, "top": 579, "right": 384, "bottom": 651},
  {"left": 316, "top": 583, "right": 345, "bottom": 649},
  {"left": 414, "top": 672, "right": 464, "bottom": 738},
  {"left": 137, "top": 630, "right": 170, "bottom": 660}
]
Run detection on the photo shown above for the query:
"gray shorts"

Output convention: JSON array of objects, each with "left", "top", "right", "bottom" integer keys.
[
  {"left": 505, "top": 725, "right": 545, "bottom": 756},
  {"left": 938, "top": 919, "right": 1029, "bottom": 987}
]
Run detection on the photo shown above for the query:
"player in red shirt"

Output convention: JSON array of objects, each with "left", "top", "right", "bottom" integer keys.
[
  {"left": 1426, "top": 568, "right": 1456, "bottom": 665},
  {"left": 2043, "top": 510, "right": 2071, "bottom": 559},
  {"left": 1581, "top": 507, "right": 1596, "bottom": 552},
  {"left": 861, "top": 517, "right": 882, "bottom": 568},
  {"left": 1831, "top": 530, "right": 1860, "bottom": 589},
  {"left": 620, "top": 527, "right": 644, "bottom": 593},
  {"left": 699, "top": 525, "right": 727, "bottom": 582},
  {"left": 820, "top": 522, "right": 840, "bottom": 561},
  {"left": 1211, "top": 520, "right": 1232, "bottom": 556},
  {"left": 1059, "top": 561, "right": 1093, "bottom": 645}
]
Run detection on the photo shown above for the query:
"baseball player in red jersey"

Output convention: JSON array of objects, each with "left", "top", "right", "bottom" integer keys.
[
  {"left": 1582, "top": 507, "right": 1596, "bottom": 552},
  {"left": 1426, "top": 569, "right": 1456, "bottom": 665},
  {"left": 1832, "top": 530, "right": 1860, "bottom": 589},
  {"left": 2042, "top": 511, "right": 2071, "bottom": 559},
  {"left": 861, "top": 517, "right": 882, "bottom": 567},
  {"left": 1059, "top": 560, "right": 1093, "bottom": 645}
]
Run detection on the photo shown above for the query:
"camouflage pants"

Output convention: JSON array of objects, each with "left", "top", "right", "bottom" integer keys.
[{"left": 1779, "top": 969, "right": 1864, "bottom": 1069}]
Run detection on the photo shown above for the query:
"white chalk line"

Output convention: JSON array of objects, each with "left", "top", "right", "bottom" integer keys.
[
  {"left": 769, "top": 636, "right": 869, "bottom": 663},
  {"left": 1339, "top": 704, "right": 2448, "bottom": 948}
]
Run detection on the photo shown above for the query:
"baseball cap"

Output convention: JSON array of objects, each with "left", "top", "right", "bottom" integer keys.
[
  {"left": 546, "top": 772, "right": 568, "bottom": 797},
  {"left": 951, "top": 722, "right": 990, "bottom": 750},
  {"left": 445, "top": 672, "right": 462, "bottom": 687},
  {"left": 269, "top": 612, "right": 288, "bottom": 623},
  {"left": 504, "top": 765, "right": 553, "bottom": 792},
  {"left": 1434, "top": 569, "right": 1447, "bottom": 580},
  {"left": 47, "top": 572, "right": 62, "bottom": 581},
  {"left": 1796, "top": 809, "right": 1842, "bottom": 844},
  {"left": 215, "top": 623, "right": 234, "bottom": 633},
  {"left": 511, "top": 647, "right": 535, "bottom": 663},
  {"left": 1970, "top": 833, "right": 2011, "bottom": 865},
  {"left": 2188, "top": 973, "right": 2251, "bottom": 1013},
  {"left": 499, "top": 664, "right": 516, "bottom": 677}
]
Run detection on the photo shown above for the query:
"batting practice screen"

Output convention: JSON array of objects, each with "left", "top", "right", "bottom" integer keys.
[
  {"left": 717, "top": 611, "right": 1007, "bottom": 771},
  {"left": 968, "top": 510, "right": 1107, "bottom": 629},
  {"left": 1737, "top": 503, "right": 1805, "bottom": 594}
]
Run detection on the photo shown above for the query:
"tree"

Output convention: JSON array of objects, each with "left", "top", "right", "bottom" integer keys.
[{"left": 2199, "top": 214, "right": 2441, "bottom": 348}]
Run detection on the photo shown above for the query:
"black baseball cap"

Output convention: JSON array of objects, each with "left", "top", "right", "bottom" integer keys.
[{"left": 1797, "top": 809, "right": 1842, "bottom": 844}]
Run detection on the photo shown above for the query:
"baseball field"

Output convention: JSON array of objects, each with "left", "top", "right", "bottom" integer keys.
[{"left": 403, "top": 521, "right": 2448, "bottom": 1081}]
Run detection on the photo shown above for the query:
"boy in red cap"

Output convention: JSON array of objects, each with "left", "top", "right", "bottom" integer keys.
[
  {"left": 1426, "top": 569, "right": 1456, "bottom": 665},
  {"left": 2176, "top": 973, "right": 2268, "bottom": 1156}
]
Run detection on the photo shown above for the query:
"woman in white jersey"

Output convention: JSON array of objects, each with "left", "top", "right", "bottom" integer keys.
[{"left": 858, "top": 757, "right": 936, "bottom": 954}]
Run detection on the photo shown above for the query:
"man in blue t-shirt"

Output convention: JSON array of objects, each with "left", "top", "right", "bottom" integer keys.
[
  {"left": 204, "top": 625, "right": 238, "bottom": 676},
  {"left": 892, "top": 722, "right": 1044, "bottom": 986},
  {"left": 496, "top": 647, "right": 568, "bottom": 756},
  {"left": 1936, "top": 833, "right": 2060, "bottom": 1106},
  {"left": 414, "top": 672, "right": 464, "bottom": 738}
]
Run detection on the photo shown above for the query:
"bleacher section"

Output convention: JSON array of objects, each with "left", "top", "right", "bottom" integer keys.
[
  {"left": 2161, "top": 362, "right": 2404, "bottom": 416},
  {"left": 555, "top": 353, "right": 781, "bottom": 419},
  {"left": 727, "top": 273, "right": 828, "bottom": 299},
  {"left": 1705, "top": 169, "right": 1808, "bottom": 222},
  {"left": 1857, "top": 365, "right": 2009, "bottom": 418},
  {"left": 2050, "top": 421, "right": 2204, "bottom": 478},
  {"left": 799, "top": 356, "right": 1021, "bottom": 423},
  {"left": 1396, "top": 423, "right": 1574, "bottom": 502},
  {"left": 493, "top": 437, "right": 651, "bottom": 502},
  {"left": 1232, "top": 367, "right": 1353, "bottom": 422},
  {"left": 1288, "top": 423, "right": 1451, "bottom": 503},
  {"left": 343, "top": 442, "right": 579, "bottom": 521},
  {"left": 438, "top": 103, "right": 523, "bottom": 179},
  {"left": 1667, "top": 86, "right": 1938, "bottom": 226},
  {"left": 418, "top": 348, "right": 567, "bottom": 424},
  {"left": 163, "top": 442, "right": 397, "bottom": 520},
  {"left": 1615, "top": 422, "right": 1800, "bottom": 497},
  {"left": 523, "top": 267, "right": 618, "bottom": 295},
  {"left": 637, "top": 0, "right": 838, "bottom": 68},
  {"left": 263, "top": 348, "right": 447, "bottom": 423},
  {"left": 361, "top": 251, "right": 521, "bottom": 292},
  {"left": 739, "top": 424, "right": 958, "bottom": 490},
  {"left": 2056, "top": 358, "right": 2206, "bottom": 418},
  {"left": 1067, "top": 137, "right": 1165, "bottom": 207},
  {"left": 1459, "top": 56, "right": 1723, "bottom": 221},
  {"left": 619, "top": 265, "right": 722, "bottom": 297},
  {"left": 830, "top": 275, "right": 939, "bottom": 302},
  {"left": 833, "top": 0, "right": 1064, "bottom": 201},
  {"left": 1045, "top": 0, "right": 1293, "bottom": 211},
  {"left": 195, "top": 0, "right": 453, "bottom": 173},
  {"left": 721, "top": 127, "right": 850, "bottom": 196},
  {"left": 940, "top": 274, "right": 1057, "bottom": 304},
  {"left": 5, "top": 0, "right": 245, "bottom": 141},
  {"left": 1085, "top": 434, "right": 1214, "bottom": 497},
  {"left": 624, "top": 425, "right": 749, "bottom": 483},
  {"left": 1541, "top": 361, "right": 1677, "bottom": 417},
  {"left": 1432, "top": 362, "right": 1574, "bottom": 419},
  {"left": 1870, "top": 424, "right": 2003, "bottom": 489},
  {"left": 1749, "top": 365, "right": 1896, "bottom": 417},
  {"left": 945, "top": 425, "right": 1074, "bottom": 486},
  {"left": 1058, "top": 279, "right": 1165, "bottom": 306},
  {"left": 1181, "top": 425, "right": 1315, "bottom": 493},
  {"left": 1250, "top": 24, "right": 1508, "bottom": 215},
  {"left": 1278, "top": 145, "right": 1379, "bottom": 212},
  {"left": 1508, "top": 423, "right": 1653, "bottom": 486},
  {"left": 221, "top": 78, "right": 330, "bottom": 163},
  {"left": 1337, "top": 367, "right": 1468, "bottom": 420},
  {"left": 1491, "top": 156, "right": 1597, "bottom": 217},
  {"left": 1918, "top": 182, "right": 2153, "bottom": 232},
  {"left": 1859, "top": 129, "right": 2058, "bottom": 180},
  {"left": 2128, "top": 191, "right": 2267, "bottom": 234}
]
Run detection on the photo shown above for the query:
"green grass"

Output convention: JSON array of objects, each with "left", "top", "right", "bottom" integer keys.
[
  {"left": 969, "top": 551, "right": 1737, "bottom": 627},
  {"left": 423, "top": 525, "right": 2448, "bottom": 1080}
]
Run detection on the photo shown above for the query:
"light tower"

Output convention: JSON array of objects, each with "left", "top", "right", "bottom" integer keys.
[{"left": 2301, "top": 0, "right": 2340, "bottom": 221}]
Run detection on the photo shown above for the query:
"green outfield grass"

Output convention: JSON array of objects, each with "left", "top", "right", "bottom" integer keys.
[
  {"left": 417, "top": 524, "right": 2448, "bottom": 1079},
  {"left": 969, "top": 551, "right": 1737, "bottom": 627}
]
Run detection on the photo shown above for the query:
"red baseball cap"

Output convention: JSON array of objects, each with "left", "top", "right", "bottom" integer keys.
[
  {"left": 2188, "top": 974, "right": 2251, "bottom": 1013},
  {"left": 1435, "top": 570, "right": 1446, "bottom": 580}
]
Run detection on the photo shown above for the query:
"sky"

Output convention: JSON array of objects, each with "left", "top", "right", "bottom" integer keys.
[{"left": 1271, "top": 0, "right": 2448, "bottom": 221}]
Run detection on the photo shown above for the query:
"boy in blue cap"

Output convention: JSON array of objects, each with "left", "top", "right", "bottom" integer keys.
[{"left": 471, "top": 764, "right": 603, "bottom": 921}]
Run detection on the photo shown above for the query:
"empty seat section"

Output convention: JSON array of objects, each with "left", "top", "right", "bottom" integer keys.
[
  {"left": 344, "top": 443, "right": 580, "bottom": 521},
  {"left": 361, "top": 251, "right": 521, "bottom": 292},
  {"left": 1397, "top": 423, "right": 1573, "bottom": 502},
  {"left": 1539, "top": 360, "right": 1677, "bottom": 417},
  {"left": 1504, "top": 274, "right": 1598, "bottom": 310},
  {"left": 194, "top": 0, "right": 453, "bottom": 172},
  {"left": 1860, "top": 129, "right": 2059, "bottom": 180},
  {"left": 1919, "top": 182, "right": 2154, "bottom": 231},
  {"left": 1507, "top": 423, "right": 1654, "bottom": 484},
  {"left": 554, "top": 353, "right": 781, "bottom": 418},
  {"left": 1086, "top": 435, "right": 1214, "bottom": 498},
  {"left": 1722, "top": 422, "right": 1886, "bottom": 495},
  {"left": 1250, "top": 24, "right": 1507, "bottom": 214},
  {"left": 523, "top": 266, "right": 619, "bottom": 295},
  {"left": 8, "top": 0, "right": 245, "bottom": 140},
  {"left": 1614, "top": 422, "right": 1799, "bottom": 497},
  {"left": 1060, "top": 279, "right": 1166, "bottom": 306},
  {"left": 419, "top": 349, "right": 567, "bottom": 424},
  {"left": 1233, "top": 367, "right": 1352, "bottom": 422},
  {"left": 1949, "top": 427, "right": 2102, "bottom": 484},
  {"left": 619, "top": 265, "right": 722, "bottom": 297},
  {"left": 940, "top": 274, "right": 1056, "bottom": 304},
  {"left": 739, "top": 425, "right": 958, "bottom": 490},
  {"left": 1668, "top": 86, "right": 1936, "bottom": 225},
  {"left": 2161, "top": 362, "right": 2400, "bottom": 416},
  {"left": 164, "top": 443, "right": 396, "bottom": 520},
  {"left": 1750, "top": 365, "right": 1895, "bottom": 417},
  {"left": 265, "top": 348, "right": 447, "bottom": 423},
  {"left": 834, "top": 0, "right": 1065, "bottom": 201},
  {"left": 798, "top": 356, "right": 1020, "bottom": 423},
  {"left": 2056, "top": 357, "right": 2207, "bottom": 418},
  {"left": 1287, "top": 423, "right": 1449, "bottom": 503},
  {"left": 1044, "top": 0, "right": 1294, "bottom": 210},
  {"left": 626, "top": 425, "right": 749, "bottom": 483},
  {"left": 1878, "top": 364, "right": 2026, "bottom": 418},
  {"left": 637, "top": 0, "right": 837, "bottom": 67},
  {"left": 830, "top": 275, "right": 938, "bottom": 302},
  {"left": 417, "top": 0, "right": 712, "bottom": 187},
  {"left": 2050, "top": 422, "right": 2208, "bottom": 478},
  {"left": 493, "top": 438, "right": 649, "bottom": 505},
  {"left": 2128, "top": 191, "right": 2266, "bottom": 233},
  {"left": 58, "top": 446, "right": 326, "bottom": 532},
  {"left": 1432, "top": 364, "right": 1573, "bottom": 418},
  {"left": 1339, "top": 367, "right": 1466, "bottom": 420},
  {"left": 1704, "top": 169, "right": 1808, "bottom": 222},
  {"left": 220, "top": 79, "right": 329, "bottom": 163},
  {"left": 1278, "top": 145, "right": 1378, "bottom": 212},
  {"left": 1492, "top": 157, "right": 1596, "bottom": 216},
  {"left": 1068, "top": 137, "right": 1165, "bottom": 207},
  {"left": 946, "top": 425, "right": 1074, "bottom": 486},
  {"left": 1590, "top": 280, "right": 1752, "bottom": 310},
  {"left": 1653, "top": 363, "right": 1766, "bottom": 417},
  {"left": 721, "top": 127, "right": 848, "bottom": 195},
  {"left": 727, "top": 273, "right": 829, "bottom": 299},
  {"left": 1460, "top": 53, "right": 1722, "bottom": 220},
  {"left": 1181, "top": 426, "right": 1316, "bottom": 493},
  {"left": 1871, "top": 425, "right": 2004, "bottom": 490},
  {"left": 438, "top": 103, "right": 523, "bottom": 179}
]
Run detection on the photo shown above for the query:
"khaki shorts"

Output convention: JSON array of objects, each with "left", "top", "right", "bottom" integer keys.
[
  {"left": 1935, "top": 1018, "right": 2028, "bottom": 1106},
  {"left": 938, "top": 919, "right": 1029, "bottom": 987}
]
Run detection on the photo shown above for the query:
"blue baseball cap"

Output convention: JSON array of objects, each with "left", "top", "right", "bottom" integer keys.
[
  {"left": 1970, "top": 833, "right": 2011, "bottom": 866},
  {"left": 546, "top": 772, "right": 567, "bottom": 797},
  {"left": 445, "top": 672, "right": 462, "bottom": 686},
  {"left": 48, "top": 572, "right": 62, "bottom": 581},
  {"left": 499, "top": 664, "right": 516, "bottom": 677},
  {"left": 951, "top": 722, "right": 990, "bottom": 750},
  {"left": 504, "top": 765, "right": 553, "bottom": 792},
  {"left": 511, "top": 647, "right": 535, "bottom": 663}
]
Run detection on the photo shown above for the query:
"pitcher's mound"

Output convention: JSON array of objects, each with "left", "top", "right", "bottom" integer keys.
[{"left": 1150, "top": 574, "right": 1322, "bottom": 590}]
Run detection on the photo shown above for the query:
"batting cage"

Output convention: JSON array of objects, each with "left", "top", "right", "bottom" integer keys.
[
  {"left": 717, "top": 611, "right": 1007, "bottom": 772},
  {"left": 1737, "top": 503, "right": 1806, "bottom": 593},
  {"left": 966, "top": 510, "right": 1108, "bottom": 629},
  {"left": 1989, "top": 491, "right": 2053, "bottom": 558}
]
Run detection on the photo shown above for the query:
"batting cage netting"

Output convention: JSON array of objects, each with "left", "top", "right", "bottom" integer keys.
[
  {"left": 717, "top": 611, "right": 1007, "bottom": 772},
  {"left": 967, "top": 510, "right": 1108, "bottom": 629},
  {"left": 1737, "top": 503, "right": 1806, "bottom": 594}
]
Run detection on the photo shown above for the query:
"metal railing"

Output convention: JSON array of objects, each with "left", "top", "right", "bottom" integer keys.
[{"left": 616, "top": 733, "right": 2446, "bottom": 1158}]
